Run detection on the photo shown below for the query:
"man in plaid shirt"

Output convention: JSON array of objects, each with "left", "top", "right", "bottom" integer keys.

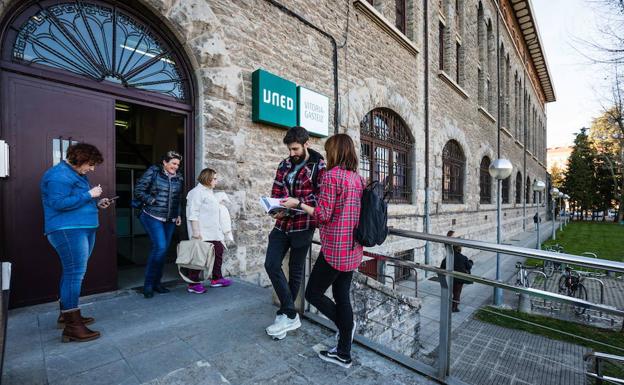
[{"left": 264, "top": 126, "right": 325, "bottom": 338}]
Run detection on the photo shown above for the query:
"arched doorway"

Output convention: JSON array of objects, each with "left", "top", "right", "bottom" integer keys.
[{"left": 0, "top": 0, "right": 195, "bottom": 307}]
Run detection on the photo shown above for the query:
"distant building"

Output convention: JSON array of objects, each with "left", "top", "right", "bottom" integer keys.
[{"left": 547, "top": 146, "right": 573, "bottom": 171}]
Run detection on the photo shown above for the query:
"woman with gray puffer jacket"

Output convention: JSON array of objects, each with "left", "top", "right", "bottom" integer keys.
[{"left": 134, "top": 150, "right": 184, "bottom": 298}]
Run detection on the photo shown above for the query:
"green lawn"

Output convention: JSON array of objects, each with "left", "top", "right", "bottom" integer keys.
[
  {"left": 527, "top": 222, "right": 624, "bottom": 267},
  {"left": 475, "top": 306, "right": 624, "bottom": 378}
]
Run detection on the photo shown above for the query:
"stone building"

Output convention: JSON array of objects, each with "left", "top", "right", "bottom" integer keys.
[{"left": 0, "top": 0, "right": 554, "bottom": 306}]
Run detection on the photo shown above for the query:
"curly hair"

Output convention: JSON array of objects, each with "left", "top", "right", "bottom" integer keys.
[{"left": 66, "top": 143, "right": 103, "bottom": 166}]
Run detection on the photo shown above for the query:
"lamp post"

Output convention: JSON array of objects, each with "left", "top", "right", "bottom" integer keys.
[
  {"left": 550, "top": 187, "right": 559, "bottom": 240},
  {"left": 533, "top": 180, "right": 546, "bottom": 249},
  {"left": 558, "top": 192, "right": 564, "bottom": 231},
  {"left": 563, "top": 194, "right": 570, "bottom": 227},
  {"left": 489, "top": 158, "right": 513, "bottom": 306}
]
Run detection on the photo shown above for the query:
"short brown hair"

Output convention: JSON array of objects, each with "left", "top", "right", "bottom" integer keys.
[
  {"left": 197, "top": 168, "right": 216, "bottom": 186},
  {"left": 324, "top": 134, "right": 358, "bottom": 171},
  {"left": 66, "top": 143, "right": 103, "bottom": 166}
]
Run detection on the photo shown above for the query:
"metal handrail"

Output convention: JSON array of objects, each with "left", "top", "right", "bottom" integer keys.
[
  {"left": 584, "top": 351, "right": 624, "bottom": 385},
  {"left": 585, "top": 277, "right": 606, "bottom": 305},
  {"left": 303, "top": 229, "right": 624, "bottom": 384}
]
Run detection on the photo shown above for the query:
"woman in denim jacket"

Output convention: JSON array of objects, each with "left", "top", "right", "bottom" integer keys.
[
  {"left": 40, "top": 143, "right": 113, "bottom": 343},
  {"left": 134, "top": 151, "right": 184, "bottom": 298}
]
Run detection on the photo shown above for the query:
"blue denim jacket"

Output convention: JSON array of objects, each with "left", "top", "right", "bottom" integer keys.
[{"left": 40, "top": 161, "right": 99, "bottom": 235}]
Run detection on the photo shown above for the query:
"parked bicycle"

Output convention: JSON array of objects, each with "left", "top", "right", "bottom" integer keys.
[
  {"left": 557, "top": 266, "right": 588, "bottom": 315},
  {"left": 543, "top": 244, "right": 565, "bottom": 277}
]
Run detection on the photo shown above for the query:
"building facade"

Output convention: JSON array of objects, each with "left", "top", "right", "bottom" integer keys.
[
  {"left": 547, "top": 146, "right": 573, "bottom": 171},
  {"left": 0, "top": 0, "right": 554, "bottom": 306}
]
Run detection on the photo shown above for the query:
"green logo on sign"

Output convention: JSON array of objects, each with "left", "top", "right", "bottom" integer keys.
[{"left": 252, "top": 69, "right": 297, "bottom": 128}]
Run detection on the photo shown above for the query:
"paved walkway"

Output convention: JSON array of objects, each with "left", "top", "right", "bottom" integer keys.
[
  {"left": 2, "top": 279, "right": 438, "bottom": 385},
  {"left": 395, "top": 221, "right": 556, "bottom": 354}
]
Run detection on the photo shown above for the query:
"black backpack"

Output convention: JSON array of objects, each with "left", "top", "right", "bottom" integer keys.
[{"left": 354, "top": 181, "right": 389, "bottom": 247}]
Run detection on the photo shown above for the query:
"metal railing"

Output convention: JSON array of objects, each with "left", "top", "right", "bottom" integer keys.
[
  {"left": 301, "top": 229, "right": 624, "bottom": 385},
  {"left": 584, "top": 351, "right": 624, "bottom": 385}
]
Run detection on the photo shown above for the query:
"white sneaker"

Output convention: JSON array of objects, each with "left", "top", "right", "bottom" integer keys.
[
  {"left": 266, "top": 314, "right": 287, "bottom": 335},
  {"left": 266, "top": 313, "right": 301, "bottom": 335},
  {"left": 335, "top": 319, "right": 357, "bottom": 343}
]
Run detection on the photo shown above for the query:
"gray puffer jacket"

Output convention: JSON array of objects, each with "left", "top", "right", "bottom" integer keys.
[{"left": 134, "top": 165, "right": 184, "bottom": 221}]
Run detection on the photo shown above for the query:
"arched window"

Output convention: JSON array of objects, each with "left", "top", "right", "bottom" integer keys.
[
  {"left": 525, "top": 176, "right": 531, "bottom": 204},
  {"left": 515, "top": 172, "right": 522, "bottom": 203},
  {"left": 479, "top": 156, "right": 491, "bottom": 204},
  {"left": 442, "top": 140, "right": 465, "bottom": 203},
  {"left": 360, "top": 108, "right": 414, "bottom": 202},
  {"left": 502, "top": 176, "right": 510, "bottom": 204},
  {"left": 8, "top": 1, "right": 189, "bottom": 101}
]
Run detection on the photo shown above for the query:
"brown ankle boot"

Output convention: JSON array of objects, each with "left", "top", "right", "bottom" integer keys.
[
  {"left": 61, "top": 309, "right": 100, "bottom": 343},
  {"left": 57, "top": 312, "right": 95, "bottom": 329}
]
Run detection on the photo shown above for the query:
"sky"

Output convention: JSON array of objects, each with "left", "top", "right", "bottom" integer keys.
[{"left": 532, "top": 0, "right": 611, "bottom": 148}]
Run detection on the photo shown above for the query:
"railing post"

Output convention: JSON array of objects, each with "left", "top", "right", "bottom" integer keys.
[{"left": 437, "top": 243, "right": 454, "bottom": 380}]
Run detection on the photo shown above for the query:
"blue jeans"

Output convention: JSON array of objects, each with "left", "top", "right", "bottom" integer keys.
[
  {"left": 47, "top": 228, "right": 97, "bottom": 311},
  {"left": 139, "top": 212, "right": 176, "bottom": 289}
]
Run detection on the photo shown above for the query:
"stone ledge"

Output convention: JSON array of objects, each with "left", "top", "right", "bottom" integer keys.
[
  {"left": 437, "top": 71, "right": 469, "bottom": 99},
  {"left": 478, "top": 106, "right": 496, "bottom": 123},
  {"left": 501, "top": 126, "right": 514, "bottom": 139},
  {"left": 353, "top": 0, "right": 419, "bottom": 57}
]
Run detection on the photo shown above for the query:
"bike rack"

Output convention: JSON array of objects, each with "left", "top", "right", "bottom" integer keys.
[
  {"left": 584, "top": 351, "right": 624, "bottom": 385},
  {"left": 527, "top": 270, "right": 548, "bottom": 306}
]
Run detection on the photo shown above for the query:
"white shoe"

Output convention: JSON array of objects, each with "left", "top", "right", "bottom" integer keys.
[
  {"left": 266, "top": 313, "right": 301, "bottom": 335},
  {"left": 266, "top": 314, "right": 287, "bottom": 335},
  {"left": 335, "top": 319, "right": 357, "bottom": 343}
]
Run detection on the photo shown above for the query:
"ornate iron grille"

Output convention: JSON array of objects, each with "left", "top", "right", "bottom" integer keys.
[
  {"left": 11, "top": 1, "right": 188, "bottom": 102},
  {"left": 442, "top": 140, "right": 465, "bottom": 203},
  {"left": 479, "top": 156, "right": 491, "bottom": 204},
  {"left": 515, "top": 172, "right": 522, "bottom": 203},
  {"left": 359, "top": 108, "right": 414, "bottom": 203},
  {"left": 502, "top": 176, "right": 510, "bottom": 204}
]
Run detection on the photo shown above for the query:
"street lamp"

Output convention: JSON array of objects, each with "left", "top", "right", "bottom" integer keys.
[
  {"left": 489, "top": 158, "right": 513, "bottom": 306},
  {"left": 563, "top": 194, "right": 570, "bottom": 227},
  {"left": 550, "top": 188, "right": 559, "bottom": 240},
  {"left": 533, "top": 180, "right": 546, "bottom": 249},
  {"left": 558, "top": 191, "right": 564, "bottom": 231}
]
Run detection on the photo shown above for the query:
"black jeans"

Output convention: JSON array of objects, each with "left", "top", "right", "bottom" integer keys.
[
  {"left": 305, "top": 253, "right": 354, "bottom": 358},
  {"left": 264, "top": 228, "right": 314, "bottom": 318}
]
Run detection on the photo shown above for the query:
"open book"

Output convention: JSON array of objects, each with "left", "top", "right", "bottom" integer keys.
[{"left": 259, "top": 196, "right": 304, "bottom": 216}]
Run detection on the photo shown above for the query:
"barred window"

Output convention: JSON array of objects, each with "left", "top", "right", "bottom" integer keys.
[
  {"left": 502, "top": 176, "right": 510, "bottom": 204},
  {"left": 525, "top": 176, "right": 531, "bottom": 204},
  {"left": 515, "top": 172, "right": 522, "bottom": 203},
  {"left": 396, "top": 0, "right": 407, "bottom": 34},
  {"left": 360, "top": 108, "right": 414, "bottom": 203},
  {"left": 479, "top": 156, "right": 491, "bottom": 204},
  {"left": 442, "top": 140, "right": 465, "bottom": 203}
]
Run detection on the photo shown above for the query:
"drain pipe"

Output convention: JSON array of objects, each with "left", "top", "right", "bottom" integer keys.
[
  {"left": 423, "top": 0, "right": 431, "bottom": 273},
  {"left": 262, "top": 0, "right": 340, "bottom": 133}
]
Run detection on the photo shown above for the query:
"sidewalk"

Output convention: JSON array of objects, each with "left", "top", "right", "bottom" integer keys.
[
  {"left": 3, "top": 279, "right": 438, "bottom": 385},
  {"left": 395, "top": 221, "right": 556, "bottom": 354}
]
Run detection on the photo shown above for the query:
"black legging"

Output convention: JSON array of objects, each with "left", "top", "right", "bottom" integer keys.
[{"left": 305, "top": 253, "right": 354, "bottom": 358}]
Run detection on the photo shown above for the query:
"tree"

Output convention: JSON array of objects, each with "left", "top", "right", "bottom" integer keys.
[
  {"left": 564, "top": 128, "right": 599, "bottom": 219},
  {"left": 549, "top": 164, "right": 565, "bottom": 189}
]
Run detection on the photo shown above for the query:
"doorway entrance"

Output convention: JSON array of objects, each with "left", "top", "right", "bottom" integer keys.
[
  {"left": 114, "top": 102, "right": 186, "bottom": 289},
  {"left": 0, "top": 0, "right": 195, "bottom": 307}
]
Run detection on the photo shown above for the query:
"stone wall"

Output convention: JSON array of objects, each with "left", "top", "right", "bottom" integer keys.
[{"left": 0, "top": 0, "right": 553, "bottom": 284}]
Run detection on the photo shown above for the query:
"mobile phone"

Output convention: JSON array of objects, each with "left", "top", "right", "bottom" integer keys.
[{"left": 108, "top": 196, "right": 120, "bottom": 201}]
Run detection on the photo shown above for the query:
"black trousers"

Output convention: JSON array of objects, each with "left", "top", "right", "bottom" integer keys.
[
  {"left": 305, "top": 253, "right": 354, "bottom": 358},
  {"left": 264, "top": 228, "right": 314, "bottom": 318}
]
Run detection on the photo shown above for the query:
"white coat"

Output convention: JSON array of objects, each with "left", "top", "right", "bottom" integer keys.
[{"left": 186, "top": 184, "right": 233, "bottom": 243}]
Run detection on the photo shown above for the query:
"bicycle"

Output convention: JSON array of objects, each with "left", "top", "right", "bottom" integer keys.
[
  {"left": 542, "top": 244, "right": 564, "bottom": 278},
  {"left": 557, "top": 266, "right": 588, "bottom": 315}
]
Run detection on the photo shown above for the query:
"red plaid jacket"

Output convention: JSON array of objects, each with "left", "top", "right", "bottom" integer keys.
[
  {"left": 271, "top": 149, "right": 325, "bottom": 233},
  {"left": 314, "top": 167, "right": 365, "bottom": 272}
]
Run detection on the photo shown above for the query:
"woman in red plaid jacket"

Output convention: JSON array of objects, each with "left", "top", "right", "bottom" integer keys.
[{"left": 282, "top": 133, "right": 364, "bottom": 368}]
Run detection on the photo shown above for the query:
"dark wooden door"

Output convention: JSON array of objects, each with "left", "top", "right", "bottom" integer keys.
[{"left": 0, "top": 72, "right": 116, "bottom": 307}]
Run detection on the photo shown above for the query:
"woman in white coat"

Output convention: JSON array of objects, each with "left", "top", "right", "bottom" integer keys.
[{"left": 185, "top": 168, "right": 234, "bottom": 293}]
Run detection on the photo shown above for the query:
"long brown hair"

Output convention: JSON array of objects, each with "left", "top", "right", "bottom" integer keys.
[{"left": 324, "top": 134, "right": 358, "bottom": 171}]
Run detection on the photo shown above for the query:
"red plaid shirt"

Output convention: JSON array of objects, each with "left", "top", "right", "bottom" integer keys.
[
  {"left": 271, "top": 149, "right": 326, "bottom": 233},
  {"left": 314, "top": 167, "right": 365, "bottom": 272}
]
